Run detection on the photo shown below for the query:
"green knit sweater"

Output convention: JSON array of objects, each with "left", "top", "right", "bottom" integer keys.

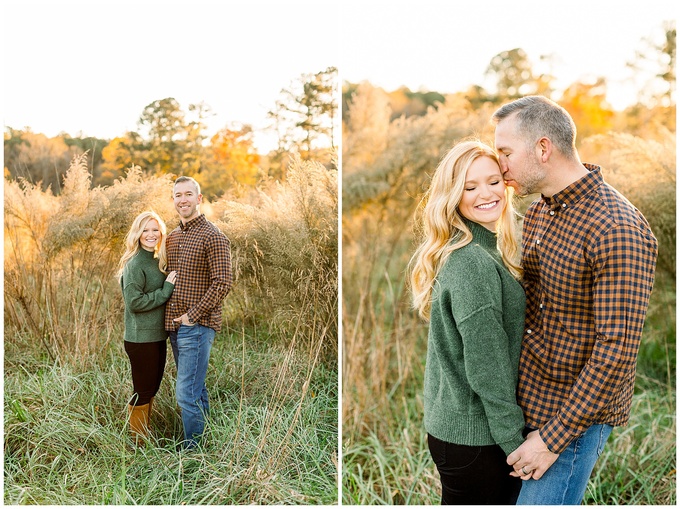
[
  {"left": 423, "top": 219, "right": 526, "bottom": 455},
  {"left": 121, "top": 248, "right": 174, "bottom": 343}
]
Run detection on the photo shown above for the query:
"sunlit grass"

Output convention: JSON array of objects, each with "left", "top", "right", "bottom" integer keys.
[
  {"left": 341, "top": 90, "right": 675, "bottom": 505},
  {"left": 4, "top": 327, "right": 338, "bottom": 505}
]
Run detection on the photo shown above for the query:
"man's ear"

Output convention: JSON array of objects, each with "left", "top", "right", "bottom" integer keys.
[{"left": 536, "top": 137, "right": 552, "bottom": 163}]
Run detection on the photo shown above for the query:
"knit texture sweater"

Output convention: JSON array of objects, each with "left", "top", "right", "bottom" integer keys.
[
  {"left": 423, "top": 219, "right": 526, "bottom": 455},
  {"left": 121, "top": 248, "right": 174, "bottom": 343}
]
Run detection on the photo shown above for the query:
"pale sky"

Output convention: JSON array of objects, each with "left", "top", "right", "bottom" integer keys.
[
  {"left": 4, "top": 1, "right": 676, "bottom": 153},
  {"left": 341, "top": 0, "right": 677, "bottom": 110},
  {"left": 3, "top": 0, "right": 339, "bottom": 152}
]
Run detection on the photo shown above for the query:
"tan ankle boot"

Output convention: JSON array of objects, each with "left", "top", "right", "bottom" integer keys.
[{"left": 128, "top": 403, "right": 150, "bottom": 445}]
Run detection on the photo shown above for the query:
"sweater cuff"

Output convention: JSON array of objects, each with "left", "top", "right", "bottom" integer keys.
[{"left": 498, "top": 432, "right": 526, "bottom": 457}]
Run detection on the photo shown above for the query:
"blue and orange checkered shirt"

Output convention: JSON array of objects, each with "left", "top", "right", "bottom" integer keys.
[
  {"left": 164, "top": 214, "right": 232, "bottom": 333},
  {"left": 518, "top": 164, "right": 658, "bottom": 454}
]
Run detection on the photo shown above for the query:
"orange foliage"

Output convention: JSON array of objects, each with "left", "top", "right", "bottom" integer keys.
[
  {"left": 201, "top": 125, "right": 262, "bottom": 199},
  {"left": 558, "top": 78, "right": 615, "bottom": 143}
]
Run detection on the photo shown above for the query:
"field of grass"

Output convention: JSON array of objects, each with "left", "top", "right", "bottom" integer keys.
[
  {"left": 342, "top": 258, "right": 676, "bottom": 505},
  {"left": 342, "top": 376, "right": 675, "bottom": 505},
  {"left": 341, "top": 98, "right": 676, "bottom": 503},
  {"left": 4, "top": 325, "right": 338, "bottom": 505},
  {"left": 4, "top": 152, "right": 339, "bottom": 504}
]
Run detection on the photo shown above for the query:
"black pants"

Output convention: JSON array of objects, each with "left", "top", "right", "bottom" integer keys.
[
  {"left": 428, "top": 434, "right": 520, "bottom": 505},
  {"left": 124, "top": 340, "right": 167, "bottom": 406}
]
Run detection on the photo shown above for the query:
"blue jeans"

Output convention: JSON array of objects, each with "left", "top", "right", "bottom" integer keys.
[
  {"left": 169, "top": 324, "right": 215, "bottom": 449},
  {"left": 517, "top": 424, "right": 613, "bottom": 505}
]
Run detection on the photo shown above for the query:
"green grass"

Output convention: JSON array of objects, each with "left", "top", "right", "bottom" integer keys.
[
  {"left": 586, "top": 385, "right": 676, "bottom": 504},
  {"left": 342, "top": 271, "right": 676, "bottom": 505},
  {"left": 342, "top": 386, "right": 675, "bottom": 505},
  {"left": 4, "top": 326, "right": 338, "bottom": 505}
]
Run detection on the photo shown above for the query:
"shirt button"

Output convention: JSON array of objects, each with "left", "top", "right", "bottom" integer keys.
[
  {"left": 549, "top": 210, "right": 555, "bottom": 216},
  {"left": 527, "top": 329, "right": 532, "bottom": 334},
  {"left": 562, "top": 203, "right": 567, "bottom": 208},
  {"left": 536, "top": 239, "right": 540, "bottom": 244},
  {"left": 539, "top": 303, "right": 543, "bottom": 309}
]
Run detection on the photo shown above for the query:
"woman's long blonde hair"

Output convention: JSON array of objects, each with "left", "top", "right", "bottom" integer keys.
[
  {"left": 408, "top": 139, "right": 522, "bottom": 320},
  {"left": 117, "top": 210, "right": 169, "bottom": 280}
]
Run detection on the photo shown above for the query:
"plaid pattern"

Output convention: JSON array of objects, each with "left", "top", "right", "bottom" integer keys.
[
  {"left": 518, "top": 164, "right": 658, "bottom": 454},
  {"left": 164, "top": 214, "right": 232, "bottom": 332}
]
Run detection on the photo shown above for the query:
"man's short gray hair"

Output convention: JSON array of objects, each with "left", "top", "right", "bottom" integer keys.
[{"left": 492, "top": 96, "right": 577, "bottom": 157}]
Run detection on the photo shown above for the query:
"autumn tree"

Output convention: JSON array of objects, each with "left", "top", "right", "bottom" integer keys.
[
  {"left": 621, "top": 21, "right": 676, "bottom": 137},
  {"left": 4, "top": 129, "right": 76, "bottom": 192},
  {"left": 200, "top": 123, "right": 262, "bottom": 199},
  {"left": 62, "top": 133, "right": 107, "bottom": 185},
  {"left": 627, "top": 20, "right": 676, "bottom": 108},
  {"left": 98, "top": 131, "right": 145, "bottom": 186},
  {"left": 558, "top": 77, "right": 615, "bottom": 144},
  {"left": 342, "top": 82, "right": 391, "bottom": 173}
]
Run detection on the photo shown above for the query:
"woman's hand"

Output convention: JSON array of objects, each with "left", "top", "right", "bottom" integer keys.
[{"left": 166, "top": 271, "right": 177, "bottom": 284}]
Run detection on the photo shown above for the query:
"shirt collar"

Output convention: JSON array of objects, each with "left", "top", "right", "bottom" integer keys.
[
  {"left": 542, "top": 163, "right": 602, "bottom": 211},
  {"left": 180, "top": 213, "right": 206, "bottom": 231}
]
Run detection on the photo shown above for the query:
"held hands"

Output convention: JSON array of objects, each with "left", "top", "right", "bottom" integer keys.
[
  {"left": 507, "top": 430, "right": 559, "bottom": 480},
  {"left": 166, "top": 271, "right": 178, "bottom": 284}
]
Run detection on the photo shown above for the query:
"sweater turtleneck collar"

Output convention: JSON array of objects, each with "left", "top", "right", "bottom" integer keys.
[
  {"left": 138, "top": 247, "right": 156, "bottom": 258},
  {"left": 462, "top": 217, "right": 497, "bottom": 250}
]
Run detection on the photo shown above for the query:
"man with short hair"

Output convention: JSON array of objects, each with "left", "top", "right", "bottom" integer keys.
[
  {"left": 165, "top": 176, "right": 232, "bottom": 449},
  {"left": 492, "top": 96, "right": 658, "bottom": 504}
]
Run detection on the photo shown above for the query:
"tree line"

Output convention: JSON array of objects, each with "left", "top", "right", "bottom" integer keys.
[
  {"left": 343, "top": 22, "right": 675, "bottom": 141},
  {"left": 4, "top": 67, "right": 337, "bottom": 200}
]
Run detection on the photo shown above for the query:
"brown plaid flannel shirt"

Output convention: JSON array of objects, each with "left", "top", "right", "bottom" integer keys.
[
  {"left": 164, "top": 214, "right": 232, "bottom": 332},
  {"left": 518, "top": 164, "right": 658, "bottom": 454}
]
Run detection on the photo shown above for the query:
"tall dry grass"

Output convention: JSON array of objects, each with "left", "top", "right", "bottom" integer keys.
[
  {"left": 4, "top": 151, "right": 339, "bottom": 367},
  {"left": 4, "top": 154, "right": 174, "bottom": 366},
  {"left": 581, "top": 128, "right": 676, "bottom": 277},
  {"left": 4, "top": 150, "right": 339, "bottom": 504},
  {"left": 341, "top": 89, "right": 676, "bottom": 504},
  {"left": 212, "top": 154, "right": 338, "bottom": 362}
]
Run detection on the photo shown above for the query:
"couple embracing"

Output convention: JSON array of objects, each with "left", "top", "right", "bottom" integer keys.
[
  {"left": 117, "top": 176, "right": 232, "bottom": 450},
  {"left": 410, "top": 96, "right": 658, "bottom": 504}
]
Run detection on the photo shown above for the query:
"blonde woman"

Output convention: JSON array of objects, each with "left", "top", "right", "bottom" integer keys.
[
  {"left": 118, "top": 211, "right": 177, "bottom": 445},
  {"left": 409, "top": 140, "right": 526, "bottom": 504}
]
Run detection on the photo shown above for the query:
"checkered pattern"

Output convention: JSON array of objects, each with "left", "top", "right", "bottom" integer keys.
[
  {"left": 164, "top": 214, "right": 232, "bottom": 332},
  {"left": 518, "top": 165, "right": 658, "bottom": 454}
]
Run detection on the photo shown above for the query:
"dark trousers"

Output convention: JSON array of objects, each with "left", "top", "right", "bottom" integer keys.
[
  {"left": 428, "top": 433, "right": 521, "bottom": 505},
  {"left": 124, "top": 340, "right": 167, "bottom": 406}
]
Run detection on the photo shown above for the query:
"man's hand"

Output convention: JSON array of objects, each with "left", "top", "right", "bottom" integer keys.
[
  {"left": 507, "top": 430, "right": 559, "bottom": 480},
  {"left": 173, "top": 313, "right": 194, "bottom": 326}
]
